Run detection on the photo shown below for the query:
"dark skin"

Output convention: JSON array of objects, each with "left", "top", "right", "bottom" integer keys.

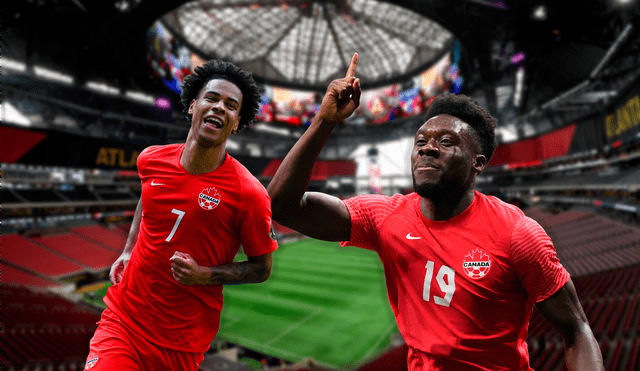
[
  {"left": 110, "top": 77, "right": 272, "bottom": 287},
  {"left": 267, "top": 52, "right": 603, "bottom": 370}
]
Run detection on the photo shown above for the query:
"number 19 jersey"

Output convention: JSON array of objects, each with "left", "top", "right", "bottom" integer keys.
[{"left": 341, "top": 191, "right": 569, "bottom": 370}]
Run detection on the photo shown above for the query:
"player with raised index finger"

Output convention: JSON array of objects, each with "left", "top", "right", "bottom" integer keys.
[{"left": 268, "top": 52, "right": 602, "bottom": 370}]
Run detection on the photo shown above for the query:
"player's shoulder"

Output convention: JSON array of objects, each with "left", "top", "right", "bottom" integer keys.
[
  {"left": 226, "top": 155, "right": 267, "bottom": 196},
  {"left": 476, "top": 191, "right": 526, "bottom": 224},
  {"left": 346, "top": 192, "right": 416, "bottom": 215},
  {"left": 140, "top": 143, "right": 181, "bottom": 158}
]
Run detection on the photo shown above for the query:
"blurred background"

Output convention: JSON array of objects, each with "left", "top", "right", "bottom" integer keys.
[{"left": 2, "top": 0, "right": 640, "bottom": 370}]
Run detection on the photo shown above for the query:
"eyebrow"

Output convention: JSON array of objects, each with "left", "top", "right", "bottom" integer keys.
[{"left": 415, "top": 128, "right": 460, "bottom": 138}]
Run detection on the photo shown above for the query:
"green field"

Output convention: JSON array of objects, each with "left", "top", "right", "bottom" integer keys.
[{"left": 85, "top": 239, "right": 398, "bottom": 369}]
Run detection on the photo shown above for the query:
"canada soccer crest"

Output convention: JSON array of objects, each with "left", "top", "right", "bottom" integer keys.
[
  {"left": 198, "top": 187, "right": 221, "bottom": 210},
  {"left": 84, "top": 352, "right": 99, "bottom": 369},
  {"left": 463, "top": 249, "right": 491, "bottom": 279}
]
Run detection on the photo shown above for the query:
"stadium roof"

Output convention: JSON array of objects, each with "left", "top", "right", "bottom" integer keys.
[
  {"left": 160, "top": 0, "right": 454, "bottom": 89},
  {"left": 3, "top": 0, "right": 640, "bottom": 140}
]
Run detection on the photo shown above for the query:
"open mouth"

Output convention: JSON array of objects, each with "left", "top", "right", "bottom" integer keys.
[{"left": 204, "top": 117, "right": 223, "bottom": 129}]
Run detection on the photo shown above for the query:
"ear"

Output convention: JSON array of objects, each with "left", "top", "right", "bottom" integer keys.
[
  {"left": 188, "top": 99, "right": 196, "bottom": 115},
  {"left": 473, "top": 154, "right": 487, "bottom": 175},
  {"left": 232, "top": 117, "right": 241, "bottom": 134}
]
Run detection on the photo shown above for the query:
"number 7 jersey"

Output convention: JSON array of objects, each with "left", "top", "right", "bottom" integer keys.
[
  {"left": 105, "top": 144, "right": 278, "bottom": 353},
  {"left": 341, "top": 191, "right": 569, "bottom": 371}
]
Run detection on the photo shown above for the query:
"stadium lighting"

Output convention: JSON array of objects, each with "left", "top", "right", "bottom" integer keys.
[
  {"left": 533, "top": 5, "right": 546, "bottom": 20},
  {"left": 86, "top": 81, "right": 120, "bottom": 95},
  {"left": 253, "top": 124, "right": 291, "bottom": 136},
  {"left": 226, "top": 138, "right": 240, "bottom": 150},
  {"left": 510, "top": 52, "right": 526, "bottom": 65},
  {"left": 514, "top": 67, "right": 525, "bottom": 107},
  {"left": 2, "top": 102, "right": 32, "bottom": 126},
  {"left": 3, "top": 58, "right": 27, "bottom": 72},
  {"left": 155, "top": 97, "right": 172, "bottom": 110},
  {"left": 125, "top": 90, "right": 156, "bottom": 105},
  {"left": 34, "top": 66, "right": 74, "bottom": 84}
]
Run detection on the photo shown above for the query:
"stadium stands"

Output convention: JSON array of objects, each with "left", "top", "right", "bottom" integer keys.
[
  {"left": 1, "top": 285, "right": 100, "bottom": 371},
  {"left": 2, "top": 264, "right": 61, "bottom": 288},
  {"left": 526, "top": 261, "right": 640, "bottom": 371},
  {"left": 71, "top": 225, "right": 127, "bottom": 252},
  {"left": 1, "top": 234, "right": 88, "bottom": 279},
  {"left": 31, "top": 233, "right": 121, "bottom": 270}
]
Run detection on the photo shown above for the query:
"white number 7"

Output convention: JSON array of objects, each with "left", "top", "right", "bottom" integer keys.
[
  {"left": 166, "top": 209, "right": 185, "bottom": 242},
  {"left": 423, "top": 260, "right": 456, "bottom": 307}
]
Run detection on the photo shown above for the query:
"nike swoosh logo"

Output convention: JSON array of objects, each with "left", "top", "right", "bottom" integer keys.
[
  {"left": 151, "top": 180, "right": 165, "bottom": 186},
  {"left": 406, "top": 233, "right": 421, "bottom": 240}
]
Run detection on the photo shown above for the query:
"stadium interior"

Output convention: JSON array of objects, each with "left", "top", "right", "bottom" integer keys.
[{"left": 2, "top": 0, "right": 640, "bottom": 370}]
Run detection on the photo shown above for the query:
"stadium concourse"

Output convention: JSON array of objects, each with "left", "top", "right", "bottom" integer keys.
[{"left": 3, "top": 0, "right": 640, "bottom": 370}]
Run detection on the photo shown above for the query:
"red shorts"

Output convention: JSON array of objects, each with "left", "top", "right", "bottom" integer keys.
[{"left": 85, "top": 308, "right": 204, "bottom": 371}]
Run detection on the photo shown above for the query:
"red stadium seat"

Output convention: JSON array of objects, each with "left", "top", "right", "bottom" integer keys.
[
  {"left": 1, "top": 234, "right": 87, "bottom": 279},
  {"left": 607, "top": 338, "right": 624, "bottom": 371},
  {"left": 625, "top": 337, "right": 639, "bottom": 371},
  {"left": 72, "top": 225, "right": 127, "bottom": 252},
  {"left": 31, "top": 233, "right": 120, "bottom": 271}
]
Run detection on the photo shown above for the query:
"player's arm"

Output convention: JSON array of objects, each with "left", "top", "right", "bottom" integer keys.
[
  {"left": 109, "top": 198, "right": 142, "bottom": 284},
  {"left": 267, "top": 53, "right": 361, "bottom": 242},
  {"left": 170, "top": 251, "right": 272, "bottom": 286},
  {"left": 535, "top": 279, "right": 604, "bottom": 371}
]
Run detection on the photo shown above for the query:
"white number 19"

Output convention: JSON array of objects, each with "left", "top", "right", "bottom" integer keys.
[
  {"left": 423, "top": 260, "right": 456, "bottom": 307},
  {"left": 166, "top": 209, "right": 185, "bottom": 242}
]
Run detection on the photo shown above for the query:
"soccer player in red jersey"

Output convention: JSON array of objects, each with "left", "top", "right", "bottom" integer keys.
[
  {"left": 268, "top": 53, "right": 603, "bottom": 370},
  {"left": 85, "top": 60, "right": 279, "bottom": 370}
]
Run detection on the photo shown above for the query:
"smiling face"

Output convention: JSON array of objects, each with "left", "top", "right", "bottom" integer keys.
[
  {"left": 411, "top": 114, "right": 486, "bottom": 199},
  {"left": 188, "top": 78, "right": 243, "bottom": 148}
]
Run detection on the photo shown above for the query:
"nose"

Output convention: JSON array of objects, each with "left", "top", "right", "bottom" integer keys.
[
  {"left": 417, "top": 140, "right": 439, "bottom": 157},
  {"left": 211, "top": 99, "right": 225, "bottom": 113}
]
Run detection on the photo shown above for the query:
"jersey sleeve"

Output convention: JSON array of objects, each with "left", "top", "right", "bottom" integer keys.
[
  {"left": 238, "top": 185, "right": 278, "bottom": 257},
  {"left": 136, "top": 146, "right": 151, "bottom": 176},
  {"left": 510, "top": 216, "right": 570, "bottom": 303},
  {"left": 340, "top": 194, "right": 396, "bottom": 252}
]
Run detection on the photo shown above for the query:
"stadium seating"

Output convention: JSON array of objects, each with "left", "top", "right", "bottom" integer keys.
[
  {"left": 1, "top": 234, "right": 87, "bottom": 279},
  {"left": 524, "top": 207, "right": 640, "bottom": 277},
  {"left": 1, "top": 285, "right": 100, "bottom": 371},
  {"left": 2, "top": 264, "right": 61, "bottom": 288},
  {"left": 31, "top": 233, "right": 121, "bottom": 271}
]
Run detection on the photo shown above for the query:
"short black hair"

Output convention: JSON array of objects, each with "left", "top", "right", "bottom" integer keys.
[
  {"left": 180, "top": 59, "right": 261, "bottom": 134},
  {"left": 424, "top": 94, "right": 497, "bottom": 162}
]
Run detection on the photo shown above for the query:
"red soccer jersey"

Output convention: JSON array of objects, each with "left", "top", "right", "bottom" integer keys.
[
  {"left": 341, "top": 191, "right": 569, "bottom": 371},
  {"left": 105, "top": 144, "right": 278, "bottom": 353}
]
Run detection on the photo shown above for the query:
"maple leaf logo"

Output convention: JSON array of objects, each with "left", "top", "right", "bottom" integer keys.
[
  {"left": 462, "top": 249, "right": 491, "bottom": 279},
  {"left": 198, "top": 187, "right": 221, "bottom": 210}
]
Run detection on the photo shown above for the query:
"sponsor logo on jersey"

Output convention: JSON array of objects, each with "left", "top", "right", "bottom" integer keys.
[
  {"left": 198, "top": 187, "right": 221, "bottom": 210},
  {"left": 85, "top": 352, "right": 99, "bottom": 369},
  {"left": 463, "top": 249, "right": 491, "bottom": 279},
  {"left": 406, "top": 232, "right": 421, "bottom": 240}
]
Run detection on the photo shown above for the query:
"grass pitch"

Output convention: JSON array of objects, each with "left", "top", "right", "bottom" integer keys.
[{"left": 84, "top": 238, "right": 398, "bottom": 369}]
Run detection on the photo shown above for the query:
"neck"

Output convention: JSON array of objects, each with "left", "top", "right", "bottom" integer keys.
[
  {"left": 419, "top": 188, "right": 475, "bottom": 221},
  {"left": 180, "top": 133, "right": 226, "bottom": 175}
]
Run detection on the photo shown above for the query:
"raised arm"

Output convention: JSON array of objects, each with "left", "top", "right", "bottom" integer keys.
[
  {"left": 535, "top": 279, "right": 604, "bottom": 370},
  {"left": 110, "top": 198, "right": 142, "bottom": 284},
  {"left": 267, "top": 53, "right": 361, "bottom": 241}
]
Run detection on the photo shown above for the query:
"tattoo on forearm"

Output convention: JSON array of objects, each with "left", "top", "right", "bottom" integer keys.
[{"left": 208, "top": 260, "right": 270, "bottom": 285}]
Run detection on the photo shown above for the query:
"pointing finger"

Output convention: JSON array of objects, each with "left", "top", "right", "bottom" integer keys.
[{"left": 345, "top": 53, "right": 358, "bottom": 78}]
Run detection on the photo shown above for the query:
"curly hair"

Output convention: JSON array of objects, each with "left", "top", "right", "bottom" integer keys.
[
  {"left": 424, "top": 94, "right": 497, "bottom": 162},
  {"left": 180, "top": 59, "right": 261, "bottom": 134}
]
